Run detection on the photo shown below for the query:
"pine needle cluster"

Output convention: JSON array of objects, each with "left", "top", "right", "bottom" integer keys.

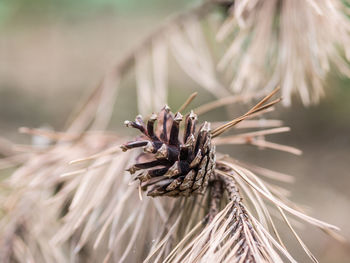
[{"left": 1, "top": 0, "right": 349, "bottom": 262}]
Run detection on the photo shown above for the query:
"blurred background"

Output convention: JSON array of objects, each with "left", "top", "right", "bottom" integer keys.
[{"left": 0, "top": 0, "right": 349, "bottom": 262}]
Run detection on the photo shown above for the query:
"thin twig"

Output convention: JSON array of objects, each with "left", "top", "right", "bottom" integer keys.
[{"left": 178, "top": 92, "right": 198, "bottom": 113}]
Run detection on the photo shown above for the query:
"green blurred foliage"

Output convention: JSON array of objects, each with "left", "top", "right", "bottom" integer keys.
[{"left": 0, "top": 0, "right": 194, "bottom": 24}]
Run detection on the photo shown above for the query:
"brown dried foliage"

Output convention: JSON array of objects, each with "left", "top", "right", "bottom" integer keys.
[{"left": 0, "top": 0, "right": 348, "bottom": 262}]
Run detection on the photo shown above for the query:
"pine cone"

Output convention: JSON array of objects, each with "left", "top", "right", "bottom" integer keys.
[{"left": 121, "top": 105, "right": 216, "bottom": 197}]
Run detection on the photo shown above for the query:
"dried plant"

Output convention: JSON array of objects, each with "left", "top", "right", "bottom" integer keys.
[
  {"left": 118, "top": 89, "right": 340, "bottom": 262},
  {"left": 217, "top": 0, "right": 350, "bottom": 105},
  {"left": 0, "top": 0, "right": 348, "bottom": 262},
  {"left": 58, "top": 0, "right": 350, "bottom": 123},
  {"left": 84, "top": 0, "right": 350, "bottom": 113},
  {"left": 0, "top": 89, "right": 342, "bottom": 262}
]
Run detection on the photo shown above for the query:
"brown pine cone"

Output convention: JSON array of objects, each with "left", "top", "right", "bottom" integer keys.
[{"left": 121, "top": 105, "right": 216, "bottom": 197}]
